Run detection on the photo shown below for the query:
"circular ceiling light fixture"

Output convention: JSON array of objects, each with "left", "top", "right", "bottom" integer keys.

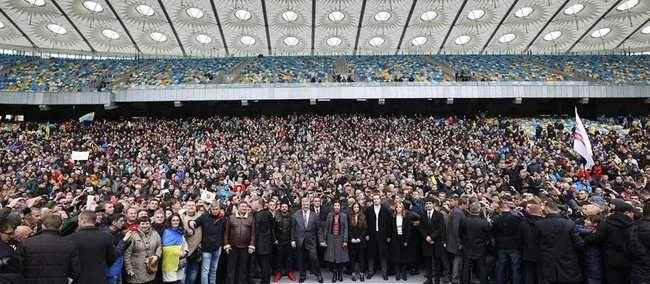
[
  {"left": 196, "top": 34, "right": 212, "bottom": 44},
  {"left": 454, "top": 35, "right": 471, "bottom": 45},
  {"left": 150, "top": 32, "right": 167, "bottom": 42},
  {"left": 0, "top": 21, "right": 5, "bottom": 29},
  {"left": 326, "top": 36, "right": 342, "bottom": 46},
  {"left": 564, "top": 3, "right": 584, "bottom": 15},
  {"left": 328, "top": 11, "right": 345, "bottom": 22},
  {"left": 186, "top": 7, "right": 204, "bottom": 19},
  {"left": 642, "top": 25, "right": 650, "bottom": 34},
  {"left": 369, "top": 36, "right": 385, "bottom": 47},
  {"left": 514, "top": 7, "right": 533, "bottom": 18},
  {"left": 136, "top": 4, "right": 155, "bottom": 16},
  {"left": 82, "top": 1, "right": 103, "bottom": 12},
  {"left": 543, "top": 30, "right": 562, "bottom": 41},
  {"left": 47, "top": 23, "right": 67, "bottom": 35},
  {"left": 240, "top": 35, "right": 256, "bottom": 46},
  {"left": 499, "top": 33, "right": 516, "bottom": 43},
  {"left": 420, "top": 11, "right": 438, "bottom": 21},
  {"left": 591, "top": 27, "right": 611, "bottom": 38},
  {"left": 467, "top": 9, "right": 485, "bottom": 20},
  {"left": 283, "top": 36, "right": 299, "bottom": 46},
  {"left": 235, "top": 9, "right": 252, "bottom": 21},
  {"left": 102, "top": 29, "right": 120, "bottom": 39},
  {"left": 374, "top": 11, "right": 391, "bottom": 22},
  {"left": 616, "top": 0, "right": 639, "bottom": 11},
  {"left": 411, "top": 36, "right": 427, "bottom": 46},
  {"left": 282, "top": 10, "right": 298, "bottom": 22},
  {"left": 24, "top": 0, "right": 45, "bottom": 7}
]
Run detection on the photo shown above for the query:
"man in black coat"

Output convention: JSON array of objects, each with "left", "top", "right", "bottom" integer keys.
[
  {"left": 274, "top": 202, "right": 295, "bottom": 282},
  {"left": 626, "top": 199, "right": 650, "bottom": 284},
  {"left": 535, "top": 202, "right": 584, "bottom": 284},
  {"left": 0, "top": 218, "right": 22, "bottom": 284},
  {"left": 459, "top": 202, "right": 491, "bottom": 284},
  {"left": 492, "top": 200, "right": 523, "bottom": 284},
  {"left": 292, "top": 197, "right": 324, "bottom": 283},
  {"left": 519, "top": 202, "right": 544, "bottom": 284},
  {"left": 420, "top": 198, "right": 449, "bottom": 284},
  {"left": 19, "top": 214, "right": 81, "bottom": 284},
  {"left": 253, "top": 199, "right": 275, "bottom": 284},
  {"left": 66, "top": 210, "right": 116, "bottom": 284},
  {"left": 364, "top": 193, "right": 392, "bottom": 280},
  {"left": 592, "top": 199, "right": 635, "bottom": 284}
]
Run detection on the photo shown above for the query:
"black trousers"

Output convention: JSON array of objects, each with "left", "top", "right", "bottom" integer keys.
[
  {"left": 605, "top": 265, "right": 630, "bottom": 284},
  {"left": 275, "top": 243, "right": 293, "bottom": 274},
  {"left": 461, "top": 257, "right": 488, "bottom": 284},
  {"left": 257, "top": 254, "right": 272, "bottom": 284},
  {"left": 523, "top": 260, "right": 539, "bottom": 284},
  {"left": 349, "top": 244, "right": 366, "bottom": 274},
  {"left": 426, "top": 249, "right": 451, "bottom": 282},
  {"left": 226, "top": 248, "right": 250, "bottom": 284},
  {"left": 366, "top": 237, "right": 387, "bottom": 276},
  {"left": 296, "top": 243, "right": 321, "bottom": 279}
]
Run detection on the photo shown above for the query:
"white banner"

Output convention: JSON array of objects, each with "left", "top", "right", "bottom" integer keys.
[{"left": 71, "top": 151, "right": 90, "bottom": 161}]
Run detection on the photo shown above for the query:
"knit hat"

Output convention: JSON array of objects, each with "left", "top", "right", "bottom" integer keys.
[{"left": 612, "top": 199, "right": 633, "bottom": 212}]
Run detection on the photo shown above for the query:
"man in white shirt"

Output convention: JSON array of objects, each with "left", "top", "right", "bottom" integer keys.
[{"left": 364, "top": 193, "right": 390, "bottom": 280}]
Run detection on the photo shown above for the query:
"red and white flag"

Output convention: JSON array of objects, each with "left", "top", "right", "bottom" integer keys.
[{"left": 573, "top": 108, "right": 595, "bottom": 169}]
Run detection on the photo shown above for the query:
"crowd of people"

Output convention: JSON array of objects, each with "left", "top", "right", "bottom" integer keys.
[
  {"left": 0, "top": 54, "right": 649, "bottom": 92},
  {"left": 0, "top": 113, "right": 649, "bottom": 284}
]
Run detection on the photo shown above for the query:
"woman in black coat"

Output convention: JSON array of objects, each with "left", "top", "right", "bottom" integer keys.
[
  {"left": 388, "top": 202, "right": 417, "bottom": 281},
  {"left": 348, "top": 202, "right": 368, "bottom": 282}
]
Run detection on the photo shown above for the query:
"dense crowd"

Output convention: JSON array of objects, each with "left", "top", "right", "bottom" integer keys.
[
  {"left": 0, "top": 54, "right": 649, "bottom": 92},
  {"left": 0, "top": 114, "right": 649, "bottom": 284}
]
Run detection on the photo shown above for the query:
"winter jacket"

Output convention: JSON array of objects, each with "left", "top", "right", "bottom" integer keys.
[
  {"left": 274, "top": 212, "right": 292, "bottom": 245},
  {"left": 592, "top": 212, "right": 634, "bottom": 268},
  {"left": 627, "top": 217, "right": 650, "bottom": 283},
  {"left": 66, "top": 226, "right": 116, "bottom": 284},
  {"left": 123, "top": 229, "right": 162, "bottom": 284},
  {"left": 19, "top": 230, "right": 81, "bottom": 284},
  {"left": 491, "top": 211, "right": 522, "bottom": 250},
  {"left": 194, "top": 212, "right": 226, "bottom": 252},
  {"left": 459, "top": 214, "right": 491, "bottom": 259},
  {"left": 535, "top": 213, "right": 584, "bottom": 283},
  {"left": 253, "top": 209, "right": 274, "bottom": 255}
]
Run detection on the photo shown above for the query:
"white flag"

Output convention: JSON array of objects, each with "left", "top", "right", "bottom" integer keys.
[
  {"left": 78, "top": 112, "right": 95, "bottom": 123},
  {"left": 573, "top": 108, "right": 595, "bottom": 169}
]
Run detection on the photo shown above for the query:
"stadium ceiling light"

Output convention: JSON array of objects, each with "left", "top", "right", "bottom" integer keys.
[
  {"left": 564, "top": 4, "right": 584, "bottom": 15},
  {"left": 374, "top": 11, "right": 391, "bottom": 22},
  {"left": 543, "top": 30, "right": 562, "bottom": 41},
  {"left": 186, "top": 7, "right": 204, "bottom": 19},
  {"left": 467, "top": 9, "right": 485, "bottom": 20},
  {"left": 455, "top": 35, "right": 471, "bottom": 45},
  {"left": 514, "top": 7, "right": 533, "bottom": 18},
  {"left": 283, "top": 36, "right": 299, "bottom": 46},
  {"left": 235, "top": 9, "right": 252, "bottom": 21},
  {"left": 411, "top": 36, "right": 427, "bottom": 46},
  {"left": 0, "top": 21, "right": 5, "bottom": 29},
  {"left": 136, "top": 4, "right": 155, "bottom": 16},
  {"left": 616, "top": 0, "right": 638, "bottom": 11},
  {"left": 282, "top": 10, "right": 298, "bottom": 22},
  {"left": 328, "top": 11, "right": 345, "bottom": 22},
  {"left": 83, "top": 1, "right": 103, "bottom": 12},
  {"left": 196, "top": 34, "right": 212, "bottom": 44},
  {"left": 47, "top": 23, "right": 67, "bottom": 35},
  {"left": 420, "top": 11, "right": 438, "bottom": 21},
  {"left": 326, "top": 37, "right": 342, "bottom": 46},
  {"left": 102, "top": 29, "right": 120, "bottom": 40},
  {"left": 24, "top": 0, "right": 45, "bottom": 7},
  {"left": 642, "top": 25, "right": 650, "bottom": 34},
  {"left": 499, "top": 33, "right": 516, "bottom": 43},
  {"left": 150, "top": 32, "right": 167, "bottom": 42},
  {"left": 240, "top": 35, "right": 256, "bottom": 46},
  {"left": 369, "top": 36, "right": 385, "bottom": 47},
  {"left": 591, "top": 27, "right": 611, "bottom": 38}
]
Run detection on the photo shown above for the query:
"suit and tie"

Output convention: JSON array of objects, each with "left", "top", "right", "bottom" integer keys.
[
  {"left": 292, "top": 209, "right": 323, "bottom": 281},
  {"left": 364, "top": 204, "right": 392, "bottom": 279},
  {"left": 420, "top": 209, "right": 450, "bottom": 284}
]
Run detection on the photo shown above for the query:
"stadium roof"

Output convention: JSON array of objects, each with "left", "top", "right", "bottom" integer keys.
[{"left": 0, "top": 0, "right": 648, "bottom": 57}]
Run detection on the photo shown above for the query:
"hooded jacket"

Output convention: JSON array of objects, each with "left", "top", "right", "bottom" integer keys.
[{"left": 592, "top": 212, "right": 634, "bottom": 267}]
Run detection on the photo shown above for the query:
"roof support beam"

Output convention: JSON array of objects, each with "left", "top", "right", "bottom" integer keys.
[
  {"left": 480, "top": 0, "right": 520, "bottom": 54},
  {"left": 155, "top": 0, "right": 186, "bottom": 56},
  {"left": 311, "top": 0, "right": 316, "bottom": 55},
  {"left": 0, "top": 7, "right": 37, "bottom": 48},
  {"left": 615, "top": 17, "right": 650, "bottom": 49},
  {"left": 438, "top": 0, "right": 468, "bottom": 54},
  {"left": 567, "top": 0, "right": 624, "bottom": 52},
  {"left": 209, "top": 0, "right": 229, "bottom": 56},
  {"left": 524, "top": 0, "right": 571, "bottom": 52},
  {"left": 353, "top": 0, "right": 368, "bottom": 55},
  {"left": 260, "top": 0, "right": 272, "bottom": 55},
  {"left": 104, "top": 0, "right": 140, "bottom": 53},
  {"left": 395, "top": 0, "right": 418, "bottom": 55},
  {"left": 50, "top": 0, "right": 95, "bottom": 52}
]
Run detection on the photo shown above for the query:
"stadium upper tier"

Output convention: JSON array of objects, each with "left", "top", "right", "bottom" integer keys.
[{"left": 0, "top": 54, "right": 648, "bottom": 92}]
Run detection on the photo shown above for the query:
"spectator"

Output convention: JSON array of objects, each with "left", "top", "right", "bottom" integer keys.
[
  {"left": 348, "top": 202, "right": 368, "bottom": 282},
  {"left": 124, "top": 216, "right": 162, "bottom": 284},
  {"left": 459, "top": 202, "right": 491, "bottom": 284},
  {"left": 321, "top": 201, "right": 349, "bottom": 282},
  {"left": 252, "top": 198, "right": 274, "bottom": 284},
  {"left": 224, "top": 201, "right": 256, "bottom": 284},
  {"left": 292, "top": 197, "right": 324, "bottom": 283},
  {"left": 161, "top": 214, "right": 188, "bottom": 284},
  {"left": 66, "top": 210, "right": 116, "bottom": 284},
  {"left": 189, "top": 201, "right": 225, "bottom": 284}
]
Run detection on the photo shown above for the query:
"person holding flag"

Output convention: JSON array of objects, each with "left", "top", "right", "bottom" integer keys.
[{"left": 573, "top": 108, "right": 595, "bottom": 169}]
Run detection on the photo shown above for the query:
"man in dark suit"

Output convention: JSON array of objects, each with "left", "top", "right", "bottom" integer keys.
[
  {"left": 292, "top": 197, "right": 324, "bottom": 283},
  {"left": 364, "top": 193, "right": 391, "bottom": 280},
  {"left": 66, "top": 210, "right": 116, "bottom": 284},
  {"left": 311, "top": 196, "right": 329, "bottom": 268},
  {"left": 420, "top": 198, "right": 449, "bottom": 284}
]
